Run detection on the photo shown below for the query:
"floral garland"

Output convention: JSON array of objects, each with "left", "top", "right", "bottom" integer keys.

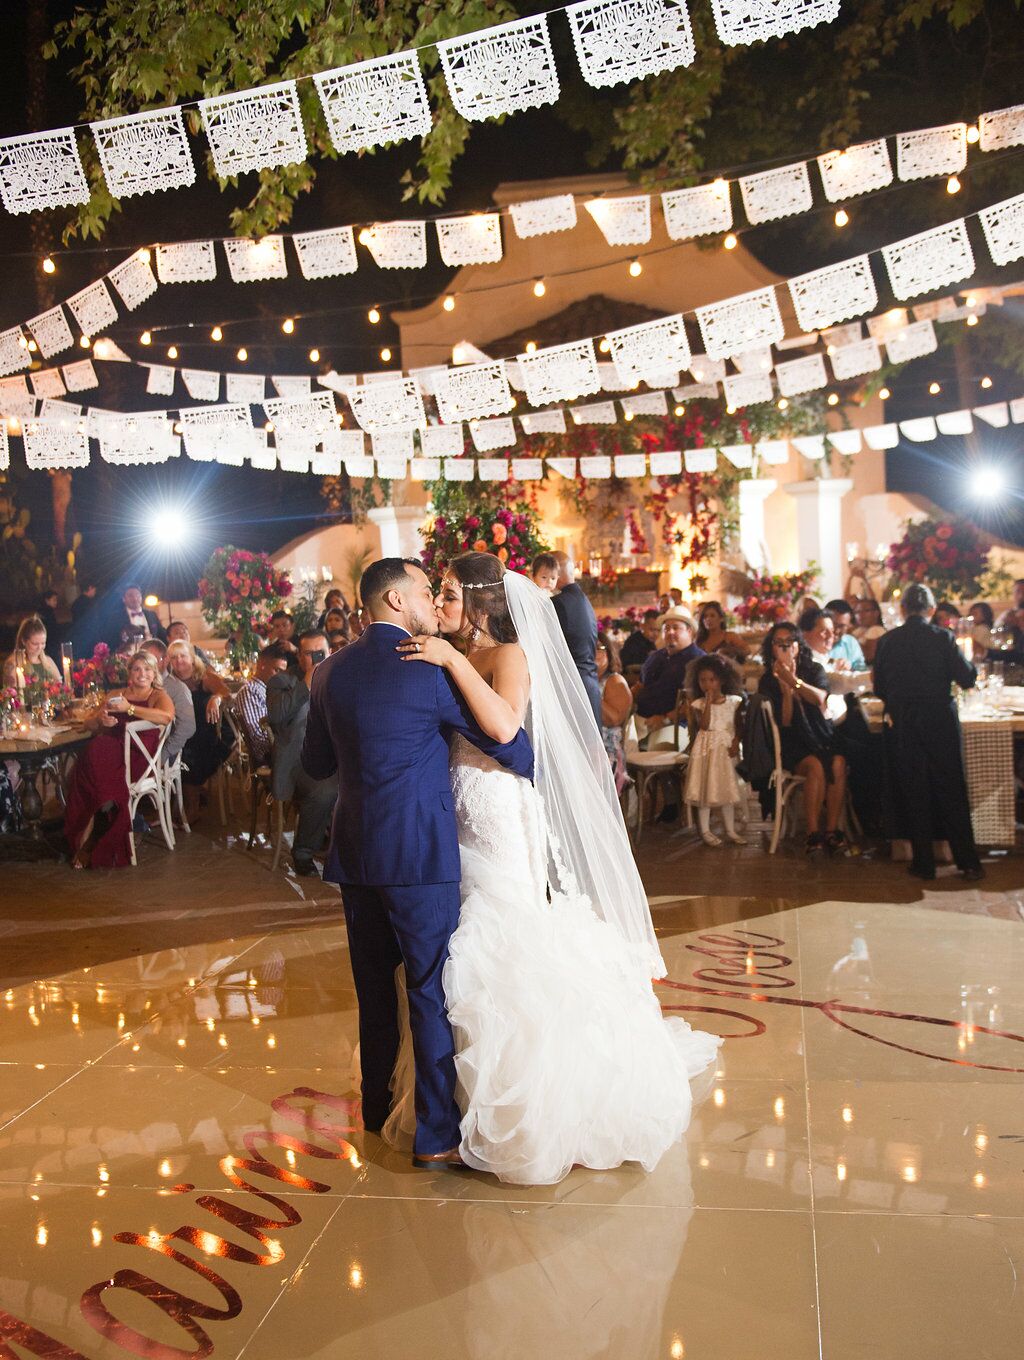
[
  {"left": 885, "top": 516, "right": 995, "bottom": 600},
  {"left": 421, "top": 477, "right": 549, "bottom": 577}
]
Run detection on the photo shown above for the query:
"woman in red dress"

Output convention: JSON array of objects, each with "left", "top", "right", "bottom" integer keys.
[{"left": 64, "top": 650, "right": 175, "bottom": 869}]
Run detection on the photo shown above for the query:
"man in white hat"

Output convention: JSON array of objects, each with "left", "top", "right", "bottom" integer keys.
[{"left": 633, "top": 608, "right": 704, "bottom": 728}]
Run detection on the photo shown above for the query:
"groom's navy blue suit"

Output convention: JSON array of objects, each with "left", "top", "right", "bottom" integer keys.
[{"left": 301, "top": 621, "right": 534, "bottom": 1154}]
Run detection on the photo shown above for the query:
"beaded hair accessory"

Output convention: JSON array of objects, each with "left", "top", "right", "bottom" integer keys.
[{"left": 441, "top": 573, "right": 501, "bottom": 590}]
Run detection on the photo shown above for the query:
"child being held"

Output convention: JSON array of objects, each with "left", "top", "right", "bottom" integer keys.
[{"left": 683, "top": 653, "right": 746, "bottom": 847}]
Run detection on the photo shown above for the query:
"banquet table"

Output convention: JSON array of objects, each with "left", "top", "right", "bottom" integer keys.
[{"left": 0, "top": 725, "right": 93, "bottom": 860}]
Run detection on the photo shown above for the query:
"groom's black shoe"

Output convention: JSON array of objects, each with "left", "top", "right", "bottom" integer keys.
[{"left": 412, "top": 1147, "right": 469, "bottom": 1171}]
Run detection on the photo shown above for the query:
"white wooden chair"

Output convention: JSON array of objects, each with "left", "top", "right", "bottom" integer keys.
[
  {"left": 763, "top": 704, "right": 806, "bottom": 854},
  {"left": 125, "top": 720, "right": 173, "bottom": 866},
  {"left": 623, "top": 715, "right": 689, "bottom": 843},
  {"left": 162, "top": 750, "right": 190, "bottom": 846}
]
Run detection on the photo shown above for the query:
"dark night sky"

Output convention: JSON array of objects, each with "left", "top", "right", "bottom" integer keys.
[{"left": 1, "top": 1, "right": 1023, "bottom": 600}]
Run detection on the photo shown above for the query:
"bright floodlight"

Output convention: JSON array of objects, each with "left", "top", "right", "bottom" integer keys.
[
  {"left": 970, "top": 467, "right": 1005, "bottom": 500},
  {"left": 148, "top": 505, "right": 189, "bottom": 545}
]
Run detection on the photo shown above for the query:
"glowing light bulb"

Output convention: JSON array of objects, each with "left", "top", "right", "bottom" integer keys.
[
  {"left": 598, "top": 338, "right": 610, "bottom": 353},
  {"left": 628, "top": 258, "right": 642, "bottom": 277},
  {"left": 674, "top": 404, "right": 685, "bottom": 417},
  {"left": 442, "top": 294, "right": 456, "bottom": 312},
  {"left": 281, "top": 317, "right": 294, "bottom": 334},
  {"left": 308, "top": 348, "right": 320, "bottom": 363},
  {"left": 79, "top": 335, "right": 91, "bottom": 349},
  {"left": 623, "top": 409, "right": 634, "bottom": 422},
  {"left": 723, "top": 233, "right": 738, "bottom": 250},
  {"left": 878, "top": 386, "right": 890, "bottom": 401},
  {"left": 837, "top": 1161, "right": 847, "bottom": 1182},
  {"left": 533, "top": 278, "right": 546, "bottom": 298},
  {"left": 946, "top": 175, "right": 961, "bottom": 195},
  {"left": 842, "top": 1106, "right": 853, "bottom": 1124},
  {"left": 167, "top": 345, "right": 178, "bottom": 360},
  {"left": 349, "top": 1264, "right": 364, "bottom": 1290},
  {"left": 966, "top": 125, "right": 980, "bottom": 144},
  {"left": 139, "top": 247, "right": 151, "bottom": 262},
  {"left": 966, "top": 313, "right": 979, "bottom": 326},
  {"left": 980, "top": 375, "right": 992, "bottom": 389},
  {"left": 236, "top": 347, "right": 248, "bottom": 362},
  {"left": 140, "top": 331, "right": 152, "bottom": 346},
  {"left": 368, "top": 307, "right": 381, "bottom": 325},
  {"left": 210, "top": 325, "right": 223, "bottom": 342},
  {"left": 777, "top": 397, "right": 789, "bottom": 411},
  {"left": 524, "top": 341, "right": 537, "bottom": 354},
  {"left": 834, "top": 208, "right": 849, "bottom": 228},
  {"left": 358, "top": 229, "right": 371, "bottom": 246},
  {"left": 264, "top": 421, "right": 274, "bottom": 433},
  {"left": 380, "top": 347, "right": 392, "bottom": 363},
  {"left": 726, "top": 404, "right": 736, "bottom": 415},
  {"left": 27, "top": 339, "right": 37, "bottom": 352},
  {"left": 42, "top": 256, "right": 56, "bottom": 274},
  {"left": 929, "top": 381, "right": 941, "bottom": 395},
  {"left": 713, "top": 1088, "right": 725, "bottom": 1107},
  {"left": 827, "top": 392, "right": 839, "bottom": 406}
]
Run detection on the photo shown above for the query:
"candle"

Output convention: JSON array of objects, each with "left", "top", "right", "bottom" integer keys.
[{"left": 62, "top": 656, "right": 72, "bottom": 689}]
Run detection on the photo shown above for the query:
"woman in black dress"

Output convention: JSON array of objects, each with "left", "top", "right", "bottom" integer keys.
[{"left": 758, "top": 622, "right": 849, "bottom": 856}]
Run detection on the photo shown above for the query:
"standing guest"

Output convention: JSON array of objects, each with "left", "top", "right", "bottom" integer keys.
[
  {"left": 695, "top": 601, "right": 749, "bottom": 661},
  {"left": 657, "top": 591, "right": 672, "bottom": 613},
  {"left": 139, "top": 639, "right": 195, "bottom": 765},
  {"left": 166, "top": 619, "right": 212, "bottom": 665},
  {"left": 934, "top": 601, "right": 961, "bottom": 631},
  {"left": 37, "top": 591, "right": 63, "bottom": 664},
  {"left": 823, "top": 599, "right": 867, "bottom": 671},
  {"left": 64, "top": 650, "right": 174, "bottom": 869},
  {"left": 620, "top": 609, "right": 660, "bottom": 671},
  {"left": 550, "top": 550, "right": 601, "bottom": 729},
  {"left": 167, "top": 639, "right": 232, "bottom": 823},
  {"left": 269, "top": 610, "right": 300, "bottom": 667},
  {"left": 316, "top": 588, "right": 349, "bottom": 630},
  {"left": 853, "top": 597, "right": 886, "bottom": 664},
  {"left": 109, "top": 584, "right": 166, "bottom": 650},
  {"left": 70, "top": 581, "right": 102, "bottom": 658},
  {"left": 596, "top": 632, "right": 632, "bottom": 793},
  {"left": 873, "top": 583, "right": 983, "bottom": 882},
  {"left": 758, "top": 622, "right": 850, "bottom": 857},
  {"left": 633, "top": 610, "right": 704, "bottom": 727},
  {"left": 3, "top": 616, "right": 61, "bottom": 687},
  {"left": 267, "top": 629, "right": 339, "bottom": 877},
  {"left": 669, "top": 587, "right": 684, "bottom": 608},
  {"left": 684, "top": 653, "right": 745, "bottom": 847},
  {"left": 531, "top": 553, "right": 559, "bottom": 595},
  {"left": 235, "top": 644, "right": 289, "bottom": 765}
]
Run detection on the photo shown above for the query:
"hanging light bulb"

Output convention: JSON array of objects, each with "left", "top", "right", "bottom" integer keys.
[
  {"left": 380, "top": 347, "right": 392, "bottom": 363},
  {"left": 264, "top": 421, "right": 274, "bottom": 433},
  {"left": 674, "top": 404, "right": 685, "bottom": 417},
  {"left": 946, "top": 174, "right": 961, "bottom": 195},
  {"left": 929, "top": 380, "right": 941, "bottom": 395},
  {"left": 827, "top": 392, "right": 839, "bottom": 406},
  {"left": 777, "top": 397, "right": 789, "bottom": 411},
  {"left": 167, "top": 345, "right": 178, "bottom": 359},
  {"left": 524, "top": 340, "right": 537, "bottom": 354},
  {"left": 138, "top": 247, "right": 152, "bottom": 263},
  {"left": 358, "top": 228, "right": 371, "bottom": 246},
  {"left": 79, "top": 335, "right": 91, "bottom": 349},
  {"left": 980, "top": 375, "right": 992, "bottom": 389},
  {"left": 878, "top": 386, "right": 891, "bottom": 400},
  {"left": 726, "top": 404, "right": 737, "bottom": 415},
  {"left": 834, "top": 208, "right": 849, "bottom": 228},
  {"left": 623, "top": 409, "right": 634, "bottom": 421},
  {"left": 966, "top": 313, "right": 979, "bottom": 327},
  {"left": 140, "top": 330, "right": 152, "bottom": 346},
  {"left": 532, "top": 278, "right": 546, "bottom": 298},
  {"left": 210, "top": 325, "right": 223, "bottom": 342},
  {"left": 628, "top": 258, "right": 642, "bottom": 278},
  {"left": 442, "top": 294, "right": 456, "bottom": 312},
  {"left": 723, "top": 233, "right": 738, "bottom": 250},
  {"left": 308, "top": 348, "right": 320, "bottom": 363},
  {"left": 26, "top": 338, "right": 37, "bottom": 352},
  {"left": 598, "top": 338, "right": 610, "bottom": 354},
  {"left": 281, "top": 317, "right": 294, "bottom": 334},
  {"left": 367, "top": 306, "right": 381, "bottom": 325},
  {"left": 42, "top": 256, "right": 56, "bottom": 274},
  {"left": 236, "top": 346, "right": 248, "bottom": 362},
  {"left": 966, "top": 125, "right": 980, "bottom": 144}
]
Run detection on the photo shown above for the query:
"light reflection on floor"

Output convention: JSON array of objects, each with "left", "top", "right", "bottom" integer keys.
[{"left": 1, "top": 895, "right": 1022, "bottom": 1359}]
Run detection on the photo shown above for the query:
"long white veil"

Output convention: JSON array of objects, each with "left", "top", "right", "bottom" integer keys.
[{"left": 502, "top": 571, "right": 666, "bottom": 977}]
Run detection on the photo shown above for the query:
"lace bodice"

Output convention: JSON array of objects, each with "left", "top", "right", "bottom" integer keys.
[{"left": 450, "top": 733, "right": 548, "bottom": 903}]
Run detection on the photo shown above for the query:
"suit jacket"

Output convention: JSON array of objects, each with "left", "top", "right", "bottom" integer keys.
[
  {"left": 301, "top": 622, "right": 535, "bottom": 888},
  {"left": 552, "top": 583, "right": 601, "bottom": 725},
  {"left": 266, "top": 671, "right": 313, "bottom": 801},
  {"left": 873, "top": 615, "right": 976, "bottom": 708},
  {"left": 108, "top": 607, "right": 166, "bottom": 650}
]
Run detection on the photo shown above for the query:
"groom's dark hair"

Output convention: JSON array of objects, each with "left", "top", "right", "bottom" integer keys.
[{"left": 359, "top": 557, "right": 423, "bottom": 611}]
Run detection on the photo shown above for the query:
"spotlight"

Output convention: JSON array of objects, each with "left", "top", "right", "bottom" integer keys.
[
  {"left": 442, "top": 295, "right": 456, "bottom": 312},
  {"left": 147, "top": 505, "right": 189, "bottom": 543},
  {"left": 281, "top": 318, "right": 295, "bottom": 334},
  {"left": 834, "top": 208, "right": 849, "bottom": 227},
  {"left": 368, "top": 307, "right": 381, "bottom": 325},
  {"left": 140, "top": 331, "right": 152, "bottom": 346},
  {"left": 309, "top": 348, "right": 320, "bottom": 363},
  {"left": 533, "top": 278, "right": 546, "bottom": 297},
  {"left": 970, "top": 467, "right": 1005, "bottom": 500},
  {"left": 946, "top": 175, "right": 961, "bottom": 195},
  {"left": 42, "top": 256, "right": 56, "bottom": 274},
  {"left": 628, "top": 259, "right": 642, "bottom": 278},
  {"left": 211, "top": 326, "right": 223, "bottom": 342},
  {"left": 723, "top": 233, "right": 738, "bottom": 250}
]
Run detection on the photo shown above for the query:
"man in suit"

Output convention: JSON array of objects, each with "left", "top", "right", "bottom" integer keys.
[
  {"left": 267, "top": 629, "right": 338, "bottom": 878},
  {"left": 873, "top": 582, "right": 983, "bottom": 882},
  {"left": 550, "top": 550, "right": 601, "bottom": 728},
  {"left": 108, "top": 583, "right": 166, "bottom": 650},
  {"left": 301, "top": 557, "right": 534, "bottom": 1168}
]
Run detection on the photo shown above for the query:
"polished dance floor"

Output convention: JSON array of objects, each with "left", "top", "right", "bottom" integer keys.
[{"left": 1, "top": 845, "right": 1023, "bottom": 1357}]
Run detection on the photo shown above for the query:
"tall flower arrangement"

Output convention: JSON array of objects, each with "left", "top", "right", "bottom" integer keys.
[
  {"left": 421, "top": 478, "right": 549, "bottom": 578},
  {"left": 198, "top": 546, "right": 293, "bottom": 658},
  {"left": 734, "top": 567, "right": 821, "bottom": 625},
  {"left": 885, "top": 516, "right": 993, "bottom": 600}
]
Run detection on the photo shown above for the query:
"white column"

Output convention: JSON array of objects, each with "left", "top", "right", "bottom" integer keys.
[
  {"left": 368, "top": 505, "right": 425, "bottom": 560},
  {"left": 737, "top": 478, "right": 777, "bottom": 573},
  {"left": 783, "top": 478, "right": 853, "bottom": 599}
]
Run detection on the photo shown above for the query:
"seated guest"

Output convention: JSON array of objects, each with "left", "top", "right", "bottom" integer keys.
[
  {"left": 235, "top": 644, "right": 289, "bottom": 765},
  {"left": 139, "top": 639, "right": 195, "bottom": 765},
  {"left": 316, "top": 588, "right": 349, "bottom": 630},
  {"left": 797, "top": 595, "right": 821, "bottom": 617},
  {"left": 166, "top": 619, "right": 211, "bottom": 665},
  {"left": 167, "top": 639, "right": 232, "bottom": 822},
  {"left": 322, "top": 607, "right": 350, "bottom": 641},
  {"left": 620, "top": 608, "right": 660, "bottom": 671},
  {"left": 531, "top": 552, "right": 559, "bottom": 595},
  {"left": 997, "top": 579, "right": 1024, "bottom": 629},
  {"left": 267, "top": 630, "right": 339, "bottom": 877},
  {"left": 853, "top": 596, "right": 886, "bottom": 664},
  {"left": 596, "top": 632, "right": 632, "bottom": 793},
  {"left": 758, "top": 622, "right": 849, "bottom": 857},
  {"left": 696, "top": 600, "right": 749, "bottom": 661},
  {"left": 108, "top": 584, "right": 166, "bottom": 650},
  {"left": 64, "top": 649, "right": 174, "bottom": 869},
  {"left": 968, "top": 601, "right": 998, "bottom": 659},
  {"left": 328, "top": 630, "right": 348, "bottom": 655},
  {"left": 798, "top": 606, "right": 852, "bottom": 676},
  {"left": 934, "top": 601, "right": 961, "bottom": 631},
  {"left": 633, "top": 609, "right": 704, "bottom": 727},
  {"left": 823, "top": 599, "right": 867, "bottom": 671},
  {"left": 3, "top": 615, "right": 62, "bottom": 687}
]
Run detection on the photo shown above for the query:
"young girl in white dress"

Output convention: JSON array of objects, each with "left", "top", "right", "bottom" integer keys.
[{"left": 684, "top": 653, "right": 746, "bottom": 847}]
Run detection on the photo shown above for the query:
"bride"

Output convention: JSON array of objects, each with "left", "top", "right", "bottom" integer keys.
[{"left": 392, "top": 551, "right": 721, "bottom": 1185}]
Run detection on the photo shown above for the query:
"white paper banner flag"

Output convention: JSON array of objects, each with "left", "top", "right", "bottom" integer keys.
[
  {"left": 979, "top": 103, "right": 1024, "bottom": 152},
  {"left": 684, "top": 447, "right": 716, "bottom": 473},
  {"left": 328, "top": 429, "right": 366, "bottom": 461},
  {"left": 434, "top": 361, "right": 513, "bottom": 423},
  {"left": 437, "top": 15, "right": 560, "bottom": 121},
  {"left": 343, "top": 455, "right": 374, "bottom": 477},
  {"left": 348, "top": 377, "right": 425, "bottom": 432},
  {"left": 896, "top": 123, "right": 967, "bottom": 181},
  {"left": 410, "top": 457, "right": 442, "bottom": 481},
  {"left": 519, "top": 339, "right": 600, "bottom": 407},
  {"left": 0, "top": 377, "right": 34, "bottom": 418},
  {"left": 361, "top": 221, "right": 427, "bottom": 269},
  {"left": 512, "top": 457, "right": 544, "bottom": 480},
  {"left": 0, "top": 128, "right": 89, "bottom": 214},
  {"left": 718, "top": 442, "right": 753, "bottom": 468},
  {"left": 1011, "top": 398, "right": 1024, "bottom": 425},
  {"left": 182, "top": 369, "right": 221, "bottom": 401},
  {"left": 675, "top": 384, "right": 718, "bottom": 401},
  {"left": 546, "top": 456, "right": 578, "bottom": 477},
  {"left": 264, "top": 391, "right": 337, "bottom": 438},
  {"left": 62, "top": 359, "right": 98, "bottom": 392},
  {"left": 899, "top": 417, "right": 937, "bottom": 442},
  {"left": 520, "top": 410, "right": 566, "bottom": 435},
  {"left": 27, "top": 306, "right": 74, "bottom": 359},
  {"left": 739, "top": 162, "right": 812, "bottom": 224},
  {"left": 67, "top": 280, "right": 118, "bottom": 337},
  {"left": 99, "top": 420, "right": 179, "bottom": 467},
  {"left": 828, "top": 429, "right": 862, "bottom": 455},
  {"left": 979, "top": 193, "right": 1024, "bottom": 267},
  {"left": 788, "top": 255, "right": 877, "bottom": 332},
  {"left": 622, "top": 390, "right": 669, "bottom": 416},
  {"left": 93, "top": 107, "right": 195, "bottom": 199},
  {"left": 567, "top": 0, "right": 695, "bottom": 88},
  {"left": 776, "top": 353, "right": 827, "bottom": 396},
  {"left": 614, "top": 453, "right": 647, "bottom": 477},
  {"left": 249, "top": 442, "right": 278, "bottom": 471},
  {"left": 863, "top": 423, "right": 898, "bottom": 450},
  {"left": 882, "top": 219, "right": 974, "bottom": 300},
  {"left": 584, "top": 195, "right": 652, "bottom": 245},
  {"left": 912, "top": 297, "right": 959, "bottom": 323},
  {"left": 372, "top": 428, "right": 415, "bottom": 461},
  {"left": 199, "top": 80, "right": 307, "bottom": 177},
  {"left": 711, "top": 0, "right": 840, "bottom": 44},
  {"left": 974, "top": 402, "right": 1009, "bottom": 428},
  {"left": 866, "top": 308, "right": 909, "bottom": 339},
  {"left": 696, "top": 287, "right": 783, "bottom": 359},
  {"left": 791, "top": 434, "right": 825, "bottom": 460},
  {"left": 226, "top": 373, "right": 267, "bottom": 404},
  {"left": 596, "top": 361, "right": 636, "bottom": 393},
  {"left": 471, "top": 417, "right": 517, "bottom": 452},
  {"left": 29, "top": 369, "right": 66, "bottom": 399},
  {"left": 223, "top": 236, "right": 288, "bottom": 283},
  {"left": 830, "top": 338, "right": 881, "bottom": 379},
  {"left": 312, "top": 450, "right": 342, "bottom": 477},
  {"left": 689, "top": 356, "right": 727, "bottom": 384},
  {"left": 38, "top": 399, "right": 82, "bottom": 426},
  {"left": 437, "top": 214, "right": 503, "bottom": 266},
  {"left": 477, "top": 457, "right": 511, "bottom": 480},
  {"left": 732, "top": 348, "right": 773, "bottom": 374},
  {"left": 723, "top": 372, "right": 772, "bottom": 406},
  {"left": 509, "top": 194, "right": 577, "bottom": 238},
  {"left": 884, "top": 320, "right": 937, "bottom": 364},
  {"left": 443, "top": 457, "right": 475, "bottom": 481},
  {"left": 579, "top": 455, "right": 612, "bottom": 478},
  {"left": 817, "top": 139, "right": 892, "bottom": 201},
  {"left": 410, "top": 366, "right": 448, "bottom": 396},
  {"left": 156, "top": 240, "right": 217, "bottom": 284},
  {"left": 274, "top": 375, "right": 312, "bottom": 397},
  {"left": 661, "top": 180, "right": 732, "bottom": 239},
  {"left": 756, "top": 439, "right": 789, "bottom": 465},
  {"left": 23, "top": 421, "right": 90, "bottom": 469},
  {"left": 649, "top": 450, "right": 682, "bottom": 475},
  {"left": 420, "top": 423, "right": 465, "bottom": 457},
  {"left": 314, "top": 51, "right": 431, "bottom": 155},
  {"left": 823, "top": 321, "right": 863, "bottom": 348},
  {"left": 935, "top": 409, "right": 973, "bottom": 436},
  {"left": 108, "top": 252, "right": 158, "bottom": 310},
  {"left": 570, "top": 401, "right": 617, "bottom": 424},
  {"left": 372, "top": 456, "right": 406, "bottom": 480},
  {"left": 293, "top": 226, "right": 358, "bottom": 279},
  {"left": 607, "top": 314, "right": 691, "bottom": 386},
  {"left": 0, "top": 328, "right": 29, "bottom": 377}
]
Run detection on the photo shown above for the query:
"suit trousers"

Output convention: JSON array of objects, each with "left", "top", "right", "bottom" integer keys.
[
  {"left": 886, "top": 700, "right": 980, "bottom": 874},
  {"left": 291, "top": 769, "right": 338, "bottom": 865},
  {"left": 341, "top": 881, "right": 462, "bottom": 1155}
]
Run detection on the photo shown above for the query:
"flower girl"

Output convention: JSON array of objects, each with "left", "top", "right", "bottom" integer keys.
[{"left": 684, "top": 653, "right": 746, "bottom": 846}]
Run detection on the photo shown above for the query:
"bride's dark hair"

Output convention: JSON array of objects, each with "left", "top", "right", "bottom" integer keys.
[{"left": 449, "top": 552, "right": 518, "bottom": 644}]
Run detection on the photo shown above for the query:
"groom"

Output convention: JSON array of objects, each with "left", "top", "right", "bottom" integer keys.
[{"left": 301, "top": 557, "right": 534, "bottom": 1167}]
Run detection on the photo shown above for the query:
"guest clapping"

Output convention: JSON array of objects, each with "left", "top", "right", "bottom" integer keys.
[{"left": 167, "top": 639, "right": 232, "bottom": 822}]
